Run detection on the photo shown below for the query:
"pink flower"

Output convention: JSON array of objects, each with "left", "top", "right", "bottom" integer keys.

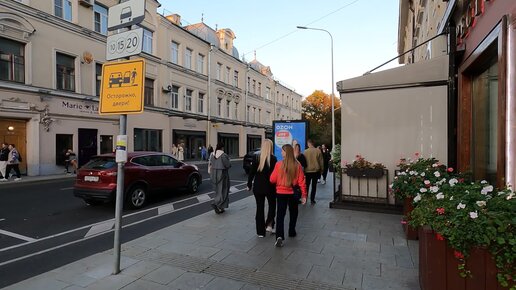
[
  {"left": 435, "top": 233, "right": 444, "bottom": 241},
  {"left": 436, "top": 207, "right": 445, "bottom": 215},
  {"left": 414, "top": 152, "right": 420, "bottom": 157},
  {"left": 447, "top": 167, "right": 454, "bottom": 173},
  {"left": 400, "top": 220, "right": 407, "bottom": 225},
  {"left": 454, "top": 250, "right": 464, "bottom": 260}
]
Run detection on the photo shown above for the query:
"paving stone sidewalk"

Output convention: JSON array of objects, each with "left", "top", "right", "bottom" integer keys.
[{"left": 6, "top": 175, "right": 420, "bottom": 290}]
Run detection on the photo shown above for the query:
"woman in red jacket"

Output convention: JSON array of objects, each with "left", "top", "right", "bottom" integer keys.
[{"left": 269, "top": 144, "right": 307, "bottom": 247}]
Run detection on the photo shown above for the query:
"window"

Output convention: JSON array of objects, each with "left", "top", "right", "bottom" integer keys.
[
  {"left": 171, "top": 85, "right": 179, "bottom": 109},
  {"left": 134, "top": 128, "right": 162, "bottom": 151},
  {"left": 265, "top": 87, "right": 270, "bottom": 100},
  {"left": 217, "top": 98, "right": 222, "bottom": 116},
  {"left": 247, "top": 77, "right": 250, "bottom": 92},
  {"left": 246, "top": 106, "right": 250, "bottom": 122},
  {"left": 226, "top": 101, "right": 231, "bottom": 118},
  {"left": 55, "top": 134, "right": 73, "bottom": 166},
  {"left": 56, "top": 52, "right": 75, "bottom": 91},
  {"left": 55, "top": 0, "right": 72, "bottom": 21},
  {"left": 253, "top": 107, "right": 257, "bottom": 123},
  {"left": 258, "top": 108, "right": 262, "bottom": 123},
  {"left": 266, "top": 111, "right": 271, "bottom": 125},
  {"left": 93, "top": 4, "right": 108, "bottom": 35},
  {"left": 258, "top": 82, "right": 262, "bottom": 97},
  {"left": 185, "top": 89, "right": 192, "bottom": 111},
  {"left": 225, "top": 66, "right": 230, "bottom": 83},
  {"left": 171, "top": 41, "right": 179, "bottom": 64},
  {"left": 0, "top": 37, "right": 25, "bottom": 83},
  {"left": 143, "top": 28, "right": 153, "bottom": 54},
  {"left": 234, "top": 103, "right": 238, "bottom": 120},
  {"left": 252, "top": 80, "right": 256, "bottom": 94},
  {"left": 100, "top": 135, "right": 113, "bottom": 154},
  {"left": 95, "top": 63, "right": 102, "bottom": 97},
  {"left": 198, "top": 92, "right": 204, "bottom": 113},
  {"left": 197, "top": 54, "right": 204, "bottom": 74},
  {"left": 233, "top": 70, "right": 238, "bottom": 87},
  {"left": 144, "top": 78, "right": 154, "bottom": 106},
  {"left": 216, "top": 63, "right": 222, "bottom": 80},
  {"left": 185, "top": 48, "right": 192, "bottom": 69}
]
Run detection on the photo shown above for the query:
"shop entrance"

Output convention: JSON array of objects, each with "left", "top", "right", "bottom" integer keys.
[
  {"left": 247, "top": 134, "right": 262, "bottom": 152},
  {"left": 173, "top": 130, "right": 206, "bottom": 160},
  {"left": 0, "top": 118, "right": 27, "bottom": 174},
  {"left": 78, "top": 128, "right": 98, "bottom": 167},
  {"left": 218, "top": 133, "right": 239, "bottom": 158}
]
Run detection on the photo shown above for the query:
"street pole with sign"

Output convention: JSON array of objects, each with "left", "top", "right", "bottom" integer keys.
[{"left": 102, "top": 0, "right": 145, "bottom": 275}]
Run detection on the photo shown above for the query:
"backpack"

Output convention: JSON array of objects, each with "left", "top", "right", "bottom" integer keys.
[{"left": 17, "top": 152, "right": 22, "bottom": 162}]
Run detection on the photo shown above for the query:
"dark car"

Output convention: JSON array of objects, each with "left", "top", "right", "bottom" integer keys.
[
  {"left": 243, "top": 148, "right": 260, "bottom": 174},
  {"left": 73, "top": 152, "right": 202, "bottom": 209}
]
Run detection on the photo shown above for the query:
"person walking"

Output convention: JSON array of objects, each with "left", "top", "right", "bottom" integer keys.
[
  {"left": 209, "top": 142, "right": 231, "bottom": 214},
  {"left": 201, "top": 145, "right": 207, "bottom": 161},
  {"left": 178, "top": 144, "right": 185, "bottom": 161},
  {"left": 207, "top": 144, "right": 213, "bottom": 157},
  {"left": 0, "top": 142, "right": 9, "bottom": 180},
  {"left": 269, "top": 144, "right": 307, "bottom": 247},
  {"left": 171, "top": 144, "right": 178, "bottom": 159},
  {"left": 66, "top": 149, "right": 78, "bottom": 174},
  {"left": 5, "top": 144, "right": 21, "bottom": 181},
  {"left": 247, "top": 139, "right": 277, "bottom": 237},
  {"left": 304, "top": 139, "right": 323, "bottom": 204},
  {"left": 320, "top": 144, "right": 331, "bottom": 184},
  {"left": 294, "top": 143, "right": 307, "bottom": 169}
]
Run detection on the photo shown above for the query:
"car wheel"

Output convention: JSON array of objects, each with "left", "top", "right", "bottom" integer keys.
[
  {"left": 188, "top": 176, "right": 199, "bottom": 194},
  {"left": 83, "top": 198, "right": 103, "bottom": 206},
  {"left": 127, "top": 185, "right": 146, "bottom": 209}
]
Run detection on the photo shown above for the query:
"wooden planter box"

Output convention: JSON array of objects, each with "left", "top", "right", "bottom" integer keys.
[
  {"left": 419, "top": 227, "right": 510, "bottom": 290},
  {"left": 345, "top": 167, "right": 384, "bottom": 178},
  {"left": 403, "top": 196, "right": 418, "bottom": 240}
]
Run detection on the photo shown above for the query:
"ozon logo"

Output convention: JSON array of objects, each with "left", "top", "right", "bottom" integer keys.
[{"left": 276, "top": 125, "right": 293, "bottom": 130}]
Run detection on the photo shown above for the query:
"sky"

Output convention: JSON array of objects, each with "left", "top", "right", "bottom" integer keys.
[{"left": 159, "top": 0, "right": 401, "bottom": 97}]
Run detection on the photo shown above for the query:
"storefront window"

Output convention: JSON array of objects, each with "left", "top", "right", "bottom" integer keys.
[
  {"left": 100, "top": 135, "right": 113, "bottom": 154},
  {"left": 471, "top": 59, "right": 498, "bottom": 186},
  {"left": 56, "top": 134, "right": 73, "bottom": 166},
  {"left": 134, "top": 128, "right": 162, "bottom": 152}
]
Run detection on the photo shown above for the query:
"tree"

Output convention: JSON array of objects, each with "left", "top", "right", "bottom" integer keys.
[{"left": 302, "top": 90, "right": 341, "bottom": 149}]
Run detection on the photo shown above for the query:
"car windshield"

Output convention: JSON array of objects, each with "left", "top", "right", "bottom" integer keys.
[{"left": 82, "top": 157, "right": 117, "bottom": 170}]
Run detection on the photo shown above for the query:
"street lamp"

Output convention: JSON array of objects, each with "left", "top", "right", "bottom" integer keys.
[{"left": 296, "top": 26, "right": 335, "bottom": 151}]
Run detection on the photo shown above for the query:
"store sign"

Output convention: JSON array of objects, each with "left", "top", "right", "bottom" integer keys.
[
  {"left": 62, "top": 101, "right": 98, "bottom": 114},
  {"left": 457, "top": 0, "right": 490, "bottom": 43},
  {"left": 272, "top": 120, "right": 309, "bottom": 161}
]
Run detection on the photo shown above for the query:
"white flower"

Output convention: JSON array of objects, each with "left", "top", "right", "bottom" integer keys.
[
  {"left": 420, "top": 188, "right": 428, "bottom": 193},
  {"left": 498, "top": 191, "right": 506, "bottom": 196},
  {"left": 436, "top": 192, "right": 444, "bottom": 199},
  {"left": 389, "top": 184, "right": 393, "bottom": 188},
  {"left": 469, "top": 211, "right": 478, "bottom": 219},
  {"left": 434, "top": 171, "right": 441, "bottom": 178},
  {"left": 414, "top": 194, "right": 422, "bottom": 202},
  {"left": 476, "top": 201, "right": 486, "bottom": 207},
  {"left": 507, "top": 193, "right": 515, "bottom": 200},
  {"left": 449, "top": 178, "right": 458, "bottom": 186},
  {"left": 457, "top": 202, "right": 466, "bottom": 209},
  {"left": 481, "top": 185, "right": 494, "bottom": 195},
  {"left": 450, "top": 196, "right": 454, "bottom": 201},
  {"left": 481, "top": 180, "right": 488, "bottom": 184},
  {"left": 424, "top": 180, "right": 431, "bottom": 185},
  {"left": 399, "top": 171, "right": 407, "bottom": 176},
  {"left": 432, "top": 163, "right": 439, "bottom": 168},
  {"left": 421, "top": 172, "right": 426, "bottom": 177},
  {"left": 409, "top": 170, "right": 416, "bottom": 175},
  {"left": 430, "top": 186, "right": 439, "bottom": 193}
]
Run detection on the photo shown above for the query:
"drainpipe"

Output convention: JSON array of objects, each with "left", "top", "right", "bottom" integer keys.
[
  {"left": 409, "top": 0, "right": 415, "bottom": 63},
  {"left": 507, "top": 19, "right": 516, "bottom": 188},
  {"left": 245, "top": 64, "right": 250, "bottom": 124},
  {"left": 207, "top": 44, "right": 215, "bottom": 147}
]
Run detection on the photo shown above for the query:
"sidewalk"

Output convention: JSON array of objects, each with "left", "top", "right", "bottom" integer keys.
[{"left": 5, "top": 174, "right": 419, "bottom": 290}]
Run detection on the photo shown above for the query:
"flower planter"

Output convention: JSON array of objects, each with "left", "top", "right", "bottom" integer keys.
[
  {"left": 402, "top": 197, "right": 418, "bottom": 240},
  {"left": 345, "top": 167, "right": 384, "bottom": 178},
  {"left": 419, "top": 227, "right": 510, "bottom": 290}
]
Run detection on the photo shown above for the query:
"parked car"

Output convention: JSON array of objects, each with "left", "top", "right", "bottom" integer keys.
[
  {"left": 73, "top": 152, "right": 202, "bottom": 209},
  {"left": 243, "top": 148, "right": 260, "bottom": 174}
]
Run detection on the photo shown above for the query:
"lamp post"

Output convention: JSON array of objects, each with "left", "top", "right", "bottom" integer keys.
[{"left": 296, "top": 26, "right": 335, "bottom": 151}]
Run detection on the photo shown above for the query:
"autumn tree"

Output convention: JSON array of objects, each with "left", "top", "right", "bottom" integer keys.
[{"left": 301, "top": 90, "right": 341, "bottom": 149}]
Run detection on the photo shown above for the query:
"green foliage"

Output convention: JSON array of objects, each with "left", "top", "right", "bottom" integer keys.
[
  {"left": 301, "top": 90, "right": 341, "bottom": 146},
  {"left": 345, "top": 154, "right": 385, "bottom": 170}
]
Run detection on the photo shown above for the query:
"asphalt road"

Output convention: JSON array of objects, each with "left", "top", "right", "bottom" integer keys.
[{"left": 0, "top": 160, "right": 251, "bottom": 288}]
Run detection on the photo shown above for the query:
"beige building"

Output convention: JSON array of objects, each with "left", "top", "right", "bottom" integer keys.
[{"left": 0, "top": 0, "right": 302, "bottom": 176}]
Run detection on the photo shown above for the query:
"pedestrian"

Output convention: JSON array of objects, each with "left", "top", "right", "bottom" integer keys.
[
  {"left": 64, "top": 149, "right": 71, "bottom": 173},
  {"left": 0, "top": 142, "right": 9, "bottom": 181},
  {"left": 201, "top": 145, "right": 207, "bottom": 161},
  {"left": 66, "top": 149, "right": 78, "bottom": 174},
  {"left": 247, "top": 139, "right": 277, "bottom": 237},
  {"left": 320, "top": 144, "right": 331, "bottom": 184},
  {"left": 207, "top": 144, "right": 213, "bottom": 157},
  {"left": 303, "top": 139, "right": 323, "bottom": 204},
  {"left": 178, "top": 144, "right": 184, "bottom": 161},
  {"left": 294, "top": 143, "right": 307, "bottom": 169},
  {"left": 5, "top": 144, "right": 22, "bottom": 181},
  {"left": 269, "top": 144, "right": 307, "bottom": 247},
  {"left": 171, "top": 144, "right": 178, "bottom": 159},
  {"left": 209, "top": 142, "right": 231, "bottom": 214}
]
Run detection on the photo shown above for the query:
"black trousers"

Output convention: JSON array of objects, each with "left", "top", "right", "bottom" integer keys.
[
  {"left": 276, "top": 194, "right": 298, "bottom": 240},
  {"left": 305, "top": 172, "right": 320, "bottom": 202},
  {"left": 254, "top": 191, "right": 276, "bottom": 236},
  {"left": 5, "top": 164, "right": 21, "bottom": 179},
  {"left": 322, "top": 164, "right": 329, "bottom": 181}
]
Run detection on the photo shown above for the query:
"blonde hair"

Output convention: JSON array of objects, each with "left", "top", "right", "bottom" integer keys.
[
  {"left": 280, "top": 144, "right": 298, "bottom": 187},
  {"left": 257, "top": 139, "right": 273, "bottom": 172}
]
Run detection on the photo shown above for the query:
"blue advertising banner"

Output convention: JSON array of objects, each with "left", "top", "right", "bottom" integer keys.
[{"left": 273, "top": 120, "right": 308, "bottom": 161}]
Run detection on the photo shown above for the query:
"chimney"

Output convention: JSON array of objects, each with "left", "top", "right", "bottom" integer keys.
[{"left": 166, "top": 14, "right": 181, "bottom": 25}]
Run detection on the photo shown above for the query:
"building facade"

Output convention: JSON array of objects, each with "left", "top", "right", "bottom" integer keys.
[{"left": 0, "top": 0, "right": 302, "bottom": 176}]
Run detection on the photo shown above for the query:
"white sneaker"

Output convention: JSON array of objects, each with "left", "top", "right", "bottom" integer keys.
[
  {"left": 266, "top": 226, "right": 273, "bottom": 233},
  {"left": 258, "top": 235, "right": 265, "bottom": 238},
  {"left": 0, "top": 178, "right": 8, "bottom": 182},
  {"left": 275, "top": 237, "right": 283, "bottom": 247},
  {"left": 317, "top": 179, "right": 321, "bottom": 183},
  {"left": 321, "top": 180, "right": 326, "bottom": 184},
  {"left": 14, "top": 178, "right": 21, "bottom": 181}
]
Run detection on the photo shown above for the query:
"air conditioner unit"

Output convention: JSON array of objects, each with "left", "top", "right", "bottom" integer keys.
[
  {"left": 162, "top": 85, "right": 172, "bottom": 92},
  {"left": 79, "top": 0, "right": 93, "bottom": 7}
]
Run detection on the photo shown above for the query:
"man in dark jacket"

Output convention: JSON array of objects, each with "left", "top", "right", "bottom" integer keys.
[{"left": 0, "top": 142, "right": 9, "bottom": 180}]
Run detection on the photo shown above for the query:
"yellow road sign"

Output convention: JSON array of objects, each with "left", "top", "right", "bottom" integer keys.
[{"left": 99, "top": 59, "right": 145, "bottom": 115}]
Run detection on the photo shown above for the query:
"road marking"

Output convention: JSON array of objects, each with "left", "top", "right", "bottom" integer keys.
[
  {"left": 0, "top": 183, "right": 249, "bottom": 267},
  {"left": 0, "top": 218, "right": 5, "bottom": 222},
  {"left": 202, "top": 178, "right": 211, "bottom": 181},
  {"left": 196, "top": 194, "right": 211, "bottom": 202},
  {"left": 0, "top": 229, "right": 36, "bottom": 242},
  {"left": 157, "top": 204, "right": 173, "bottom": 215},
  {"left": 60, "top": 187, "right": 74, "bottom": 190},
  {"left": 84, "top": 221, "right": 114, "bottom": 238},
  {"left": 229, "top": 186, "right": 239, "bottom": 193}
]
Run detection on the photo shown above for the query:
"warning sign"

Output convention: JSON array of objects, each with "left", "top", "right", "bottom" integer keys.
[{"left": 99, "top": 59, "right": 145, "bottom": 115}]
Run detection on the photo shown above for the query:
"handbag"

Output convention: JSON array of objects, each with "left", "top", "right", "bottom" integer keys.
[{"left": 292, "top": 184, "right": 302, "bottom": 200}]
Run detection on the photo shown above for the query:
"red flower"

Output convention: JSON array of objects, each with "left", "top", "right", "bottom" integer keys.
[
  {"left": 454, "top": 250, "right": 464, "bottom": 260},
  {"left": 400, "top": 220, "right": 407, "bottom": 225},
  {"left": 435, "top": 233, "right": 444, "bottom": 241},
  {"left": 436, "top": 207, "right": 445, "bottom": 215},
  {"left": 458, "top": 178, "right": 464, "bottom": 183},
  {"left": 447, "top": 167, "right": 454, "bottom": 172},
  {"left": 415, "top": 152, "right": 420, "bottom": 157}
]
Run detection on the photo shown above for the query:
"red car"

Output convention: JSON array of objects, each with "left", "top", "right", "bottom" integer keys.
[{"left": 73, "top": 152, "right": 202, "bottom": 209}]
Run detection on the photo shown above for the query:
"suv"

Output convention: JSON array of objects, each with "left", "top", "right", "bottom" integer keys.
[
  {"left": 73, "top": 152, "right": 202, "bottom": 209},
  {"left": 243, "top": 148, "right": 260, "bottom": 174}
]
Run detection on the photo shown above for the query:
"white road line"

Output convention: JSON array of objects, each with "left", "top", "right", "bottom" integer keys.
[
  {"left": 157, "top": 204, "right": 173, "bottom": 215},
  {"left": 60, "top": 187, "right": 74, "bottom": 190},
  {"left": 0, "top": 218, "right": 5, "bottom": 222},
  {"left": 0, "top": 184, "right": 249, "bottom": 267},
  {"left": 196, "top": 194, "right": 211, "bottom": 202},
  {"left": 84, "top": 221, "right": 114, "bottom": 238},
  {"left": 0, "top": 229, "right": 36, "bottom": 242}
]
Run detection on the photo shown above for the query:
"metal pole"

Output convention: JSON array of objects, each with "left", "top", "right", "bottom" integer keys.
[
  {"left": 113, "top": 114, "right": 126, "bottom": 274},
  {"left": 207, "top": 45, "right": 213, "bottom": 147}
]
